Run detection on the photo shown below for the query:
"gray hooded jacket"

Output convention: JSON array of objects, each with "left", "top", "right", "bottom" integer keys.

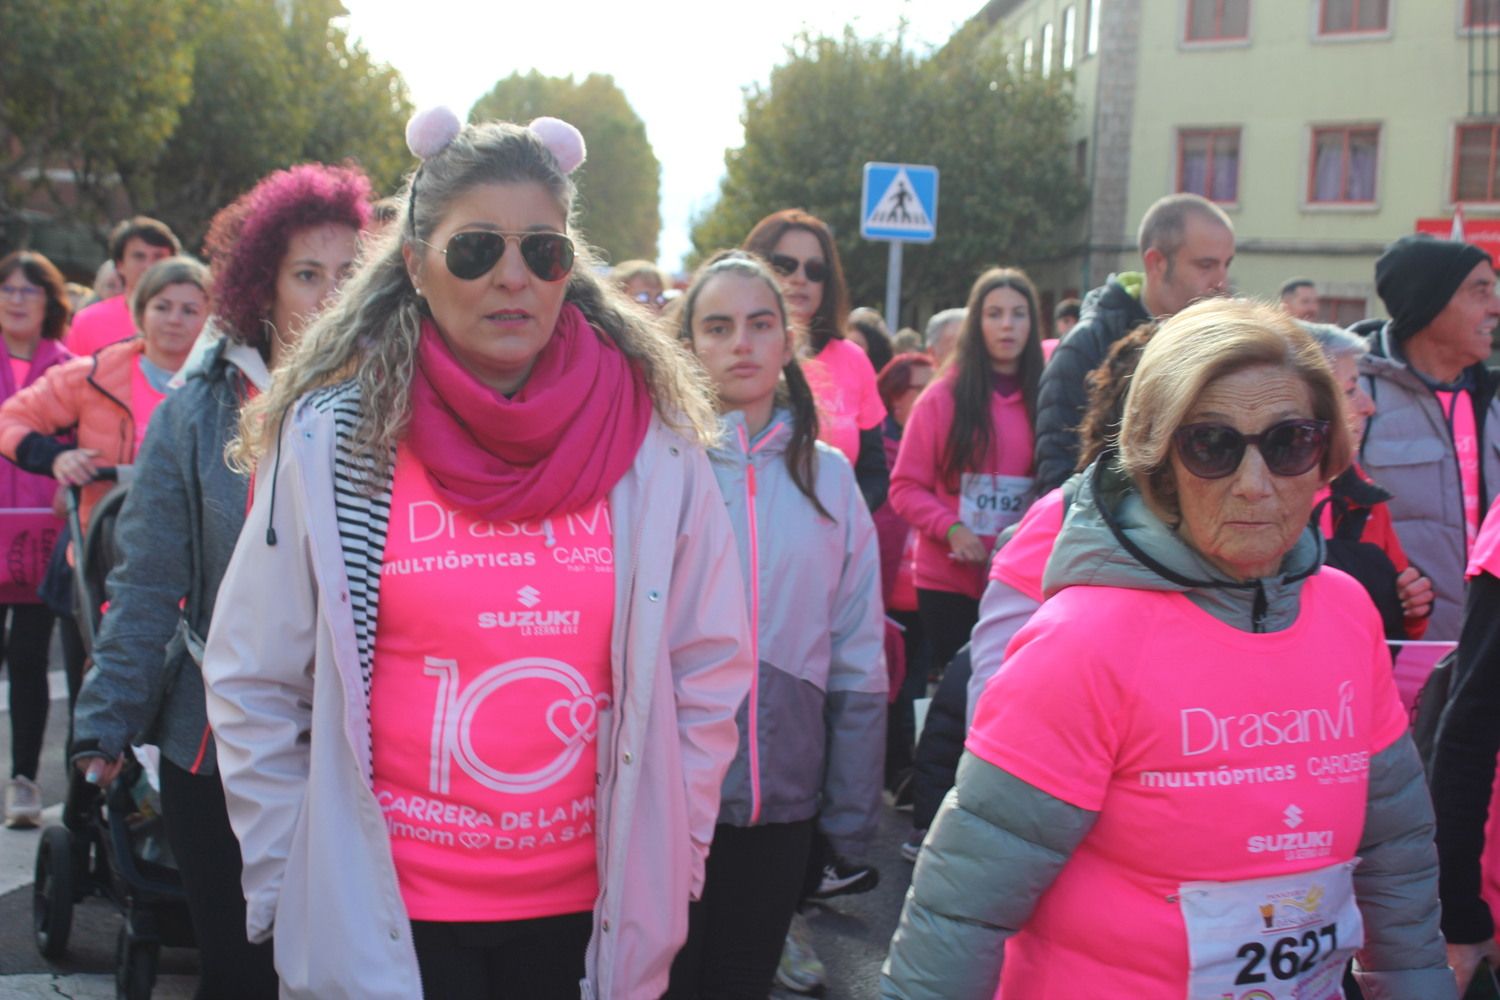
[
  {"left": 707, "top": 409, "right": 886, "bottom": 859},
  {"left": 882, "top": 459, "right": 1453, "bottom": 999}
]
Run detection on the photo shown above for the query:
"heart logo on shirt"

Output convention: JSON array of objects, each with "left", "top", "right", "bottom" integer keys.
[
  {"left": 546, "top": 693, "right": 613, "bottom": 748},
  {"left": 459, "top": 832, "right": 492, "bottom": 850}
]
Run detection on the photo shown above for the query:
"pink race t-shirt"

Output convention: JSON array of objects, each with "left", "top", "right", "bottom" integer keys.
[
  {"left": 987, "top": 487, "right": 1065, "bottom": 603},
  {"left": 802, "top": 337, "right": 886, "bottom": 465},
  {"left": 1439, "top": 388, "right": 1482, "bottom": 550},
  {"left": 63, "top": 296, "right": 134, "bottom": 357},
  {"left": 370, "top": 444, "right": 616, "bottom": 922},
  {"left": 129, "top": 359, "right": 166, "bottom": 452},
  {"left": 968, "top": 569, "right": 1409, "bottom": 998},
  {"left": 1468, "top": 486, "right": 1500, "bottom": 580},
  {"left": 7, "top": 357, "right": 28, "bottom": 390}
]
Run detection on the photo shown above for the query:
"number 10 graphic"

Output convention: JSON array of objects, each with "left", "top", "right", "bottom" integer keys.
[{"left": 424, "top": 657, "right": 611, "bottom": 796}]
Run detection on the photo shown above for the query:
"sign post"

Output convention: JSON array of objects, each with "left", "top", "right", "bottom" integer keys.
[{"left": 861, "top": 162, "right": 939, "bottom": 331}]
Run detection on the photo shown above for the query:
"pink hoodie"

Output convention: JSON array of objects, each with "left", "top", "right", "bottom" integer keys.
[{"left": 890, "top": 375, "right": 1034, "bottom": 599}]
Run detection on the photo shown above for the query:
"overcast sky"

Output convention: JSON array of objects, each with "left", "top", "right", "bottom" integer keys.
[{"left": 340, "top": 0, "right": 983, "bottom": 270}]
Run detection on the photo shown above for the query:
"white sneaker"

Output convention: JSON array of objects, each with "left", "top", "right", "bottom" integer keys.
[
  {"left": 774, "top": 912, "right": 826, "bottom": 994},
  {"left": 5, "top": 776, "right": 41, "bottom": 829}
]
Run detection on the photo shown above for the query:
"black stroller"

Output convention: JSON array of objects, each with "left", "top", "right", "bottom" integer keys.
[{"left": 31, "top": 468, "right": 195, "bottom": 999}]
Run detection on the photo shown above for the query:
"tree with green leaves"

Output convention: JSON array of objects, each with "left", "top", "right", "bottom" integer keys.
[
  {"left": 470, "top": 72, "right": 661, "bottom": 265},
  {"left": 690, "top": 25, "right": 1089, "bottom": 325},
  {"left": 1, "top": 0, "right": 410, "bottom": 253},
  {"left": 0, "top": 0, "right": 195, "bottom": 222}
]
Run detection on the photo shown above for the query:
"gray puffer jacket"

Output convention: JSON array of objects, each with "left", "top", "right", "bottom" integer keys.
[
  {"left": 707, "top": 409, "right": 886, "bottom": 859},
  {"left": 70, "top": 338, "right": 268, "bottom": 774},
  {"left": 1358, "top": 322, "right": 1500, "bottom": 641},
  {"left": 882, "top": 459, "right": 1453, "bottom": 999}
]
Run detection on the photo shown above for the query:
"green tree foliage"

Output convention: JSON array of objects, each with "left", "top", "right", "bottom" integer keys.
[
  {"left": 1, "top": 0, "right": 410, "bottom": 250},
  {"left": 470, "top": 72, "right": 661, "bottom": 264},
  {"left": 0, "top": 0, "right": 195, "bottom": 219},
  {"left": 690, "top": 25, "right": 1089, "bottom": 323}
]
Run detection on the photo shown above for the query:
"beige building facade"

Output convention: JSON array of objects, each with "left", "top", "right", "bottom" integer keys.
[{"left": 980, "top": 0, "right": 1500, "bottom": 326}]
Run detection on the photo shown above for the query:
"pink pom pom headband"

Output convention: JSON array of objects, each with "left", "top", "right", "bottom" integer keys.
[{"left": 404, "top": 107, "right": 587, "bottom": 237}]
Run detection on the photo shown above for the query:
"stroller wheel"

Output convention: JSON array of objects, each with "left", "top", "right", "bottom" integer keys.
[
  {"left": 33, "top": 825, "right": 74, "bottom": 958},
  {"left": 115, "top": 923, "right": 158, "bottom": 1000}
]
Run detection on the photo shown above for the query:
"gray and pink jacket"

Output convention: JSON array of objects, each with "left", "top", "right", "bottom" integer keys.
[
  {"left": 707, "top": 409, "right": 886, "bottom": 860},
  {"left": 203, "top": 382, "right": 753, "bottom": 1000}
]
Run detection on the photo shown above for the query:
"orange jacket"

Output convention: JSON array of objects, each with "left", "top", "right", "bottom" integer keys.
[{"left": 0, "top": 338, "right": 147, "bottom": 534}]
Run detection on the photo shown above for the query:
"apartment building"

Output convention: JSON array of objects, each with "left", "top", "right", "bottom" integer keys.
[{"left": 979, "top": 0, "right": 1500, "bottom": 326}]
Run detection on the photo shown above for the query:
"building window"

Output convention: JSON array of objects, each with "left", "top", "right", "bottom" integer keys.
[
  {"left": 1022, "top": 37, "right": 1034, "bottom": 73},
  {"left": 1318, "top": 0, "right": 1389, "bottom": 33},
  {"left": 1178, "top": 128, "right": 1241, "bottom": 203},
  {"left": 1185, "top": 0, "right": 1250, "bottom": 42},
  {"left": 1041, "top": 23, "right": 1055, "bottom": 76},
  {"left": 1456, "top": 123, "right": 1500, "bottom": 202},
  {"left": 1318, "top": 297, "right": 1368, "bottom": 327},
  {"left": 1062, "top": 6, "right": 1077, "bottom": 71},
  {"left": 1466, "top": 0, "right": 1500, "bottom": 29},
  {"left": 1085, "top": 0, "right": 1101, "bottom": 55},
  {"left": 1309, "top": 126, "right": 1379, "bottom": 203}
]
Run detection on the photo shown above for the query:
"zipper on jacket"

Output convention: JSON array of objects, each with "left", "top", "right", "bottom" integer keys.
[
  {"left": 738, "top": 423, "right": 763, "bottom": 825},
  {"left": 1251, "top": 581, "right": 1268, "bottom": 633}
]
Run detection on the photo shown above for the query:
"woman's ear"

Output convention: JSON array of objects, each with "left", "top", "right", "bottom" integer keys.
[{"left": 401, "top": 241, "right": 421, "bottom": 291}]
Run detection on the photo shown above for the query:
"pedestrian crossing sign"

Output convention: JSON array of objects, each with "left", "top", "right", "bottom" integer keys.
[{"left": 861, "top": 163, "right": 939, "bottom": 243}]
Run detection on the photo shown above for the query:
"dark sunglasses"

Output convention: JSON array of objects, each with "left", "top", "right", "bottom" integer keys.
[
  {"left": 420, "top": 231, "right": 574, "bottom": 282},
  {"left": 1172, "top": 419, "right": 1331, "bottom": 480},
  {"left": 769, "top": 253, "right": 829, "bottom": 284}
]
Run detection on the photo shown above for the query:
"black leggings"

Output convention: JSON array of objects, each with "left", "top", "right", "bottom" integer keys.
[
  {"left": 916, "top": 588, "right": 980, "bottom": 677},
  {"left": 666, "top": 820, "right": 815, "bottom": 1000},
  {"left": 410, "top": 911, "right": 592, "bottom": 1000},
  {"left": 4, "top": 603, "right": 55, "bottom": 780},
  {"left": 158, "top": 758, "right": 278, "bottom": 1000}
]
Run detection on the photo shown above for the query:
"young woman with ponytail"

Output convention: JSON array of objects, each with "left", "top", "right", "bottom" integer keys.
[
  {"left": 890, "top": 267, "right": 1043, "bottom": 675},
  {"left": 666, "top": 251, "right": 885, "bottom": 999}
]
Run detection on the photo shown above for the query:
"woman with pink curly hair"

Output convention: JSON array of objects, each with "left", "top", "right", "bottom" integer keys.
[{"left": 68, "top": 162, "right": 370, "bottom": 1000}]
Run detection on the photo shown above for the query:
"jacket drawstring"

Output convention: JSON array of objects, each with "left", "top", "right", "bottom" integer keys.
[{"left": 265, "top": 407, "right": 291, "bottom": 545}]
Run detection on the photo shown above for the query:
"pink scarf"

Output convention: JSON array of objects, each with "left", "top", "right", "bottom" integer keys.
[{"left": 407, "top": 303, "right": 652, "bottom": 522}]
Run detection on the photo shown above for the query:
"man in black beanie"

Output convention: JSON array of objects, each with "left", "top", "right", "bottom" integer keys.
[{"left": 1357, "top": 233, "right": 1500, "bottom": 642}]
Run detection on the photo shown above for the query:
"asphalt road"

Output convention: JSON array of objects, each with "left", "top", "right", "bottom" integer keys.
[{"left": 0, "top": 662, "right": 915, "bottom": 999}]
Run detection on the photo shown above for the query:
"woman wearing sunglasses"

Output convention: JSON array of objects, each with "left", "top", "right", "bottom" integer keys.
[
  {"left": 744, "top": 210, "right": 888, "bottom": 513},
  {"left": 889, "top": 267, "right": 1042, "bottom": 679},
  {"left": 200, "top": 109, "right": 751, "bottom": 1000},
  {"left": 884, "top": 299, "right": 1451, "bottom": 999},
  {"left": 67, "top": 162, "right": 369, "bottom": 1000}
]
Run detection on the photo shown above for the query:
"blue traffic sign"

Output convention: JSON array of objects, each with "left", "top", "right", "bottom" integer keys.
[{"left": 861, "top": 163, "right": 939, "bottom": 243}]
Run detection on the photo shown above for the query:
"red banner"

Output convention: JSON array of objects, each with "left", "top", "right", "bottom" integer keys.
[
  {"left": 1416, "top": 216, "right": 1500, "bottom": 262},
  {"left": 0, "top": 510, "right": 62, "bottom": 605}
]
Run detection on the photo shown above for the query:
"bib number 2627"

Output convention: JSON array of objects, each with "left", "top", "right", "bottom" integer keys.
[{"left": 1179, "top": 859, "right": 1361, "bottom": 1000}]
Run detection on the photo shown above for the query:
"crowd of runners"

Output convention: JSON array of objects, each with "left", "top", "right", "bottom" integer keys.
[{"left": 1, "top": 105, "right": 1499, "bottom": 999}]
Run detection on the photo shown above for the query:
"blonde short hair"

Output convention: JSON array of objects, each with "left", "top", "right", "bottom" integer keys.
[
  {"left": 1118, "top": 298, "right": 1351, "bottom": 517},
  {"left": 130, "top": 256, "right": 210, "bottom": 333}
]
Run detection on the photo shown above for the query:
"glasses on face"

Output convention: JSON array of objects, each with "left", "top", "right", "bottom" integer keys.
[
  {"left": 1172, "top": 419, "right": 1330, "bottom": 481},
  {"left": 420, "top": 230, "right": 574, "bottom": 282},
  {"left": 0, "top": 284, "right": 42, "bottom": 301},
  {"left": 769, "top": 254, "right": 828, "bottom": 284},
  {"left": 633, "top": 290, "right": 667, "bottom": 306}
]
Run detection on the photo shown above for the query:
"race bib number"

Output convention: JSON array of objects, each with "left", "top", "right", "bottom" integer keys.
[
  {"left": 958, "top": 473, "right": 1032, "bottom": 536},
  {"left": 1178, "top": 860, "right": 1362, "bottom": 1000}
]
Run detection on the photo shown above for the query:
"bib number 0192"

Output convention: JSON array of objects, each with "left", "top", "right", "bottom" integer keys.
[{"left": 1234, "top": 923, "right": 1337, "bottom": 985}]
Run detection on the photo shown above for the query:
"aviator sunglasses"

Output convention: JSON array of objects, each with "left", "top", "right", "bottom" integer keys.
[
  {"left": 420, "top": 230, "right": 575, "bottom": 282},
  {"left": 768, "top": 254, "right": 829, "bottom": 284},
  {"left": 1172, "top": 418, "right": 1331, "bottom": 480}
]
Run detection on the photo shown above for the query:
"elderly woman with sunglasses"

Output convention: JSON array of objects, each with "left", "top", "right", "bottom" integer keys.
[
  {"left": 200, "top": 109, "right": 751, "bottom": 1000},
  {"left": 883, "top": 299, "right": 1453, "bottom": 1000}
]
